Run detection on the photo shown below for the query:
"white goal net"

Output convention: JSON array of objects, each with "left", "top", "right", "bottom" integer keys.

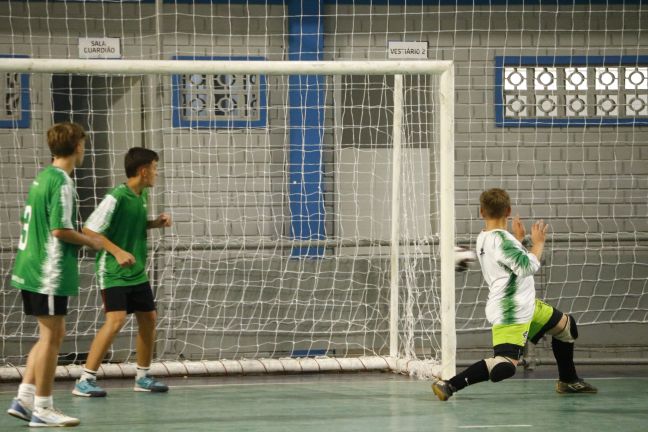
[{"left": 1, "top": 1, "right": 647, "bottom": 382}]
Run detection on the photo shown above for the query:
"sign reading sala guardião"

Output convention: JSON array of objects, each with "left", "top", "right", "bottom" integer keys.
[{"left": 78, "top": 37, "right": 121, "bottom": 59}]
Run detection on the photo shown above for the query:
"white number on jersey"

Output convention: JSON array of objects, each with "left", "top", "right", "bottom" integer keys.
[{"left": 17, "top": 205, "right": 32, "bottom": 251}]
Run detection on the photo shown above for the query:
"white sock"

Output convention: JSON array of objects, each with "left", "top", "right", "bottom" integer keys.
[
  {"left": 34, "top": 396, "right": 53, "bottom": 411},
  {"left": 80, "top": 368, "right": 98, "bottom": 382},
  {"left": 136, "top": 366, "right": 150, "bottom": 380},
  {"left": 17, "top": 383, "right": 36, "bottom": 405}
]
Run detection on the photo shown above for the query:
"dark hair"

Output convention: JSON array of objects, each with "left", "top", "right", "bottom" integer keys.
[
  {"left": 47, "top": 122, "right": 86, "bottom": 157},
  {"left": 480, "top": 188, "right": 511, "bottom": 219},
  {"left": 124, "top": 147, "right": 159, "bottom": 178}
]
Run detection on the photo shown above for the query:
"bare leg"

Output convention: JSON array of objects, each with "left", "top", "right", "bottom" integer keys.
[
  {"left": 21, "top": 340, "right": 42, "bottom": 386},
  {"left": 33, "top": 316, "right": 66, "bottom": 397},
  {"left": 134, "top": 311, "right": 156, "bottom": 368},
  {"left": 546, "top": 314, "right": 569, "bottom": 336},
  {"left": 83, "top": 311, "right": 127, "bottom": 372}
]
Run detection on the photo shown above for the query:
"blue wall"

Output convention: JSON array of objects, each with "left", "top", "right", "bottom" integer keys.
[{"left": 288, "top": 0, "right": 326, "bottom": 257}]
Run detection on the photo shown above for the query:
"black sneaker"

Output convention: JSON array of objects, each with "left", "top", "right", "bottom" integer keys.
[
  {"left": 432, "top": 379, "right": 456, "bottom": 401},
  {"left": 556, "top": 380, "right": 598, "bottom": 394}
]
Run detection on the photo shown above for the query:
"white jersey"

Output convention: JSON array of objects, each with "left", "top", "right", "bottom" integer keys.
[{"left": 476, "top": 229, "right": 541, "bottom": 325}]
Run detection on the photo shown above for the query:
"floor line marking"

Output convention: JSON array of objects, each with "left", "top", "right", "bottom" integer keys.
[
  {"left": 458, "top": 426, "right": 532, "bottom": 429},
  {"left": 0, "top": 376, "right": 646, "bottom": 394}
]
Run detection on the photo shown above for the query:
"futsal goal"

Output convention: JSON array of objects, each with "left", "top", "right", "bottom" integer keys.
[{"left": 0, "top": 58, "right": 459, "bottom": 381}]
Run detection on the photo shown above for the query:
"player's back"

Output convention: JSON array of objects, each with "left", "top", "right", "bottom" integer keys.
[
  {"left": 11, "top": 165, "right": 79, "bottom": 296},
  {"left": 476, "top": 229, "right": 539, "bottom": 325}
]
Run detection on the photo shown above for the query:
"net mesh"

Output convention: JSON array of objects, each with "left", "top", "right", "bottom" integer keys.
[{"left": 1, "top": 2, "right": 647, "bottom": 374}]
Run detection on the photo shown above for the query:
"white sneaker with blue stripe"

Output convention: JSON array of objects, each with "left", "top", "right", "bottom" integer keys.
[
  {"left": 7, "top": 398, "right": 32, "bottom": 422},
  {"left": 29, "top": 407, "right": 80, "bottom": 427}
]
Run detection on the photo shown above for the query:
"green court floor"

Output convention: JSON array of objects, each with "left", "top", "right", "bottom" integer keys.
[{"left": 1, "top": 370, "right": 647, "bottom": 431}]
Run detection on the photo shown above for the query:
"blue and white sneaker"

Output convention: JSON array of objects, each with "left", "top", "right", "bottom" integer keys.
[
  {"left": 134, "top": 376, "right": 169, "bottom": 393},
  {"left": 73, "top": 379, "right": 107, "bottom": 397},
  {"left": 29, "top": 407, "right": 80, "bottom": 427},
  {"left": 7, "top": 397, "right": 32, "bottom": 422}
]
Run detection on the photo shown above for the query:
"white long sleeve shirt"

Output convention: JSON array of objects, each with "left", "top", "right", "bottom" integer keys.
[{"left": 476, "top": 229, "right": 541, "bottom": 325}]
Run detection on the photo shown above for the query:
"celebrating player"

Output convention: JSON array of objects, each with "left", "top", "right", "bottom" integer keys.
[
  {"left": 432, "top": 188, "right": 597, "bottom": 401},
  {"left": 73, "top": 147, "right": 171, "bottom": 397},
  {"left": 7, "top": 122, "right": 102, "bottom": 427}
]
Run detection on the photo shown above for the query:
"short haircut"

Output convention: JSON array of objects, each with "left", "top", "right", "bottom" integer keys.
[
  {"left": 47, "top": 122, "right": 86, "bottom": 157},
  {"left": 125, "top": 147, "right": 159, "bottom": 178},
  {"left": 480, "top": 188, "right": 511, "bottom": 219}
]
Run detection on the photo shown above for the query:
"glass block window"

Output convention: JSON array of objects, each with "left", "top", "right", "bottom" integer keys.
[
  {"left": 495, "top": 56, "right": 648, "bottom": 127},
  {"left": 172, "top": 56, "right": 267, "bottom": 129},
  {"left": 0, "top": 55, "right": 30, "bottom": 129}
]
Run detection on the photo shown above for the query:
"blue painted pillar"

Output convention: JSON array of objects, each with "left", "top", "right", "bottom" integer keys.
[{"left": 288, "top": 0, "right": 325, "bottom": 257}]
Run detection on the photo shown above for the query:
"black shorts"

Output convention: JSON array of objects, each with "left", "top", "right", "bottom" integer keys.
[
  {"left": 21, "top": 290, "right": 68, "bottom": 316},
  {"left": 493, "top": 343, "right": 525, "bottom": 360},
  {"left": 101, "top": 282, "right": 156, "bottom": 314}
]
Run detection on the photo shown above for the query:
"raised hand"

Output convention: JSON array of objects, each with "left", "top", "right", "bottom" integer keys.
[
  {"left": 530, "top": 219, "right": 548, "bottom": 246},
  {"left": 511, "top": 214, "right": 525, "bottom": 242}
]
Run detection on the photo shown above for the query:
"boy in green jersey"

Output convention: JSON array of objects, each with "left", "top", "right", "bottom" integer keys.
[
  {"left": 7, "top": 122, "right": 103, "bottom": 427},
  {"left": 73, "top": 147, "right": 171, "bottom": 397},
  {"left": 432, "top": 188, "right": 597, "bottom": 401}
]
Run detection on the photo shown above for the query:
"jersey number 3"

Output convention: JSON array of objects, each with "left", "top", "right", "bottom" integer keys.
[{"left": 18, "top": 205, "right": 32, "bottom": 251}]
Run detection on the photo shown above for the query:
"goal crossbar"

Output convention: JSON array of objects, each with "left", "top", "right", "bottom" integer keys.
[{"left": 0, "top": 59, "right": 453, "bottom": 76}]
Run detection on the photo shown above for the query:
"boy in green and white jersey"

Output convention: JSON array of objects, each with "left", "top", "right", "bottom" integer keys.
[
  {"left": 73, "top": 147, "right": 171, "bottom": 397},
  {"left": 7, "top": 122, "right": 102, "bottom": 427},
  {"left": 432, "top": 188, "right": 597, "bottom": 401}
]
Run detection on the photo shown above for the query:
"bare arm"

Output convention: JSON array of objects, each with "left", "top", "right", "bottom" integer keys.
[
  {"left": 52, "top": 229, "right": 102, "bottom": 250},
  {"left": 82, "top": 227, "right": 135, "bottom": 267}
]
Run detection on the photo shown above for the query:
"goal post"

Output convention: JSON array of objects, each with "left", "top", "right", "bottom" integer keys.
[{"left": 0, "top": 58, "right": 455, "bottom": 381}]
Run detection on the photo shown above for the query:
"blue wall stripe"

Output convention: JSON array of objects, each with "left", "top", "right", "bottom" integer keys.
[{"left": 288, "top": 0, "right": 326, "bottom": 257}]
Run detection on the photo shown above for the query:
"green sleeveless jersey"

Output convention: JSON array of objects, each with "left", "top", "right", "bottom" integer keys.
[
  {"left": 85, "top": 184, "right": 149, "bottom": 289},
  {"left": 11, "top": 166, "right": 80, "bottom": 296}
]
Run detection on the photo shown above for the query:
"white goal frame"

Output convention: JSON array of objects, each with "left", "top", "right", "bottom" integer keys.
[{"left": 0, "top": 59, "right": 456, "bottom": 380}]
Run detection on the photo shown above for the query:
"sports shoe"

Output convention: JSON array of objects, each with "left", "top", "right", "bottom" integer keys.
[
  {"left": 73, "top": 379, "right": 107, "bottom": 397},
  {"left": 29, "top": 407, "right": 80, "bottom": 427},
  {"left": 555, "top": 380, "right": 598, "bottom": 394},
  {"left": 7, "top": 397, "right": 32, "bottom": 422},
  {"left": 431, "top": 379, "right": 456, "bottom": 401},
  {"left": 134, "top": 376, "right": 169, "bottom": 393}
]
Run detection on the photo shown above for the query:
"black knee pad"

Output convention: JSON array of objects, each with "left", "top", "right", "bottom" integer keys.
[
  {"left": 568, "top": 314, "right": 578, "bottom": 340},
  {"left": 490, "top": 361, "right": 516, "bottom": 382}
]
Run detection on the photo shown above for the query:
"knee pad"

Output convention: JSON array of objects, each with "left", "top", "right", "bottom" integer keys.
[
  {"left": 484, "top": 356, "right": 516, "bottom": 382},
  {"left": 554, "top": 314, "right": 578, "bottom": 343}
]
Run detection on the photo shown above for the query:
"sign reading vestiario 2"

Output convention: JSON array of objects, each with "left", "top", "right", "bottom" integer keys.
[
  {"left": 388, "top": 41, "right": 428, "bottom": 59},
  {"left": 78, "top": 38, "right": 121, "bottom": 59}
]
